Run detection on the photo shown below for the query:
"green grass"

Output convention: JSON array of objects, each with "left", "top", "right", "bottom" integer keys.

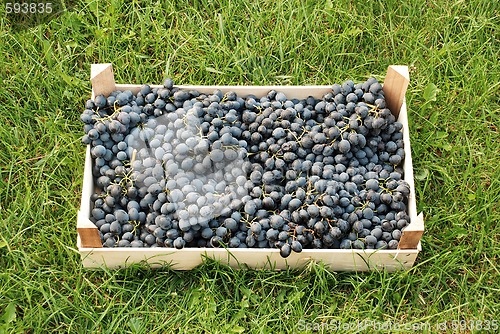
[{"left": 0, "top": 0, "right": 499, "bottom": 332}]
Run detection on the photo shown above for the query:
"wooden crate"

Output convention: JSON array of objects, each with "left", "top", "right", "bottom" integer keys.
[{"left": 77, "top": 64, "right": 424, "bottom": 271}]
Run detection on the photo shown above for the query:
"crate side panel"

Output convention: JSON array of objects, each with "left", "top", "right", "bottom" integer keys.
[
  {"left": 77, "top": 145, "right": 102, "bottom": 248},
  {"left": 397, "top": 101, "right": 419, "bottom": 226},
  {"left": 79, "top": 145, "right": 93, "bottom": 220},
  {"left": 80, "top": 248, "right": 418, "bottom": 271}
]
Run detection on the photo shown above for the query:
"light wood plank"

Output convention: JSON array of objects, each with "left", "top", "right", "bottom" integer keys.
[{"left": 80, "top": 247, "right": 419, "bottom": 272}]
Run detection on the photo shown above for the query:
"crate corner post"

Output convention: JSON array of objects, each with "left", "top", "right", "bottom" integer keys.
[
  {"left": 383, "top": 65, "right": 410, "bottom": 118},
  {"left": 77, "top": 208, "right": 102, "bottom": 249},
  {"left": 398, "top": 212, "right": 424, "bottom": 249},
  {"left": 91, "top": 63, "right": 116, "bottom": 98}
]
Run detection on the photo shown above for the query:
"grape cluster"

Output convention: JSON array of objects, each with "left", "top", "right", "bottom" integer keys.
[{"left": 80, "top": 77, "right": 410, "bottom": 257}]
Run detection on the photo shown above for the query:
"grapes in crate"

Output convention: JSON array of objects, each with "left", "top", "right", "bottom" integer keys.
[{"left": 80, "top": 77, "right": 410, "bottom": 257}]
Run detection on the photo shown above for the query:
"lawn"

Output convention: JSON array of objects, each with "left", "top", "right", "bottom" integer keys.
[{"left": 0, "top": 0, "right": 499, "bottom": 333}]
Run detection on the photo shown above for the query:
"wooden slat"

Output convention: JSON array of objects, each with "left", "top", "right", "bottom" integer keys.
[
  {"left": 77, "top": 145, "right": 102, "bottom": 248},
  {"left": 385, "top": 67, "right": 424, "bottom": 249},
  {"left": 79, "top": 145, "right": 92, "bottom": 216},
  {"left": 398, "top": 99, "right": 419, "bottom": 227},
  {"left": 79, "top": 247, "right": 419, "bottom": 271},
  {"left": 383, "top": 65, "right": 410, "bottom": 119}
]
